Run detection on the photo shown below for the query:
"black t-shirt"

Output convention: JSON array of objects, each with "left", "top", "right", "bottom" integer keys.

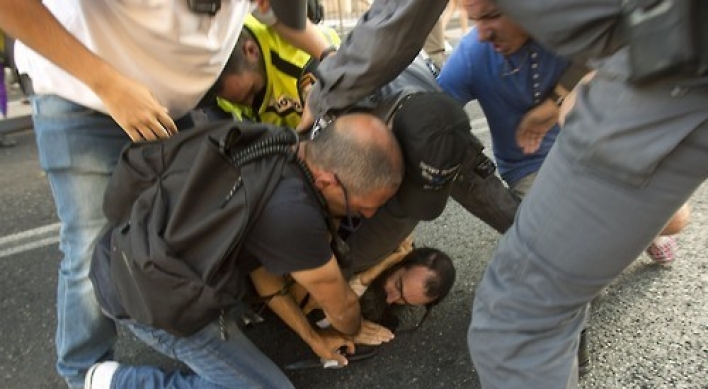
[
  {"left": 91, "top": 174, "right": 333, "bottom": 319},
  {"left": 239, "top": 175, "right": 333, "bottom": 275}
]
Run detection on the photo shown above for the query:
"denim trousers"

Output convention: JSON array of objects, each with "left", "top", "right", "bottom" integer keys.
[
  {"left": 32, "top": 95, "right": 127, "bottom": 388},
  {"left": 113, "top": 318, "right": 294, "bottom": 389},
  {"left": 32, "top": 94, "right": 195, "bottom": 388},
  {"left": 468, "top": 74, "right": 708, "bottom": 388}
]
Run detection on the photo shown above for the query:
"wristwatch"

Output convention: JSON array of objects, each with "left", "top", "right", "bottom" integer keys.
[
  {"left": 318, "top": 45, "right": 337, "bottom": 62},
  {"left": 548, "top": 86, "right": 569, "bottom": 106},
  {"left": 548, "top": 88, "right": 568, "bottom": 107}
]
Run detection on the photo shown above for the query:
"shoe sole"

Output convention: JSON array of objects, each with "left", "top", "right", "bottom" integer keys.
[{"left": 84, "top": 365, "right": 96, "bottom": 389}]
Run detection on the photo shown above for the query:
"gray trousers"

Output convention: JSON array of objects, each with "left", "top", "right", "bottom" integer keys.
[
  {"left": 469, "top": 71, "right": 708, "bottom": 388},
  {"left": 347, "top": 141, "right": 520, "bottom": 273}
]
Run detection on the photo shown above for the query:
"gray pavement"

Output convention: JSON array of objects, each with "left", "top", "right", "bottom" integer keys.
[
  {"left": 1, "top": 27, "right": 706, "bottom": 389},
  {"left": 0, "top": 107, "right": 706, "bottom": 388}
]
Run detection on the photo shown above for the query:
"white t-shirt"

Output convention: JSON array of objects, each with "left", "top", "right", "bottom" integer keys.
[{"left": 15, "top": 0, "right": 252, "bottom": 118}]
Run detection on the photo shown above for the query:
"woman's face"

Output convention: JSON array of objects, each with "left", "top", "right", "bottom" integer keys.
[{"left": 382, "top": 266, "right": 436, "bottom": 306}]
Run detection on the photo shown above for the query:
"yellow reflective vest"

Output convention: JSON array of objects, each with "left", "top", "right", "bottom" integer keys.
[{"left": 218, "top": 16, "right": 340, "bottom": 128}]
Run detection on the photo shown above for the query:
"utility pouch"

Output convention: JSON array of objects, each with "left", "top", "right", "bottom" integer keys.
[{"left": 624, "top": 0, "right": 708, "bottom": 84}]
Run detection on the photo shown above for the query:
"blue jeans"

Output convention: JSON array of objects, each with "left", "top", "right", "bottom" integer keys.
[
  {"left": 113, "top": 318, "right": 294, "bottom": 389},
  {"left": 32, "top": 94, "right": 195, "bottom": 388},
  {"left": 33, "top": 95, "right": 127, "bottom": 388}
]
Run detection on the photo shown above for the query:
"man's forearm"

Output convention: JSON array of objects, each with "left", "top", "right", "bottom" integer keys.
[
  {"left": 273, "top": 19, "right": 331, "bottom": 61},
  {"left": 291, "top": 257, "right": 362, "bottom": 335},
  {"left": 249, "top": 268, "right": 322, "bottom": 347},
  {"left": 321, "top": 289, "right": 361, "bottom": 336},
  {"left": 358, "top": 238, "right": 413, "bottom": 286},
  {"left": 0, "top": 0, "right": 123, "bottom": 95},
  {"left": 307, "top": 0, "right": 448, "bottom": 117},
  {"left": 545, "top": 61, "right": 590, "bottom": 106},
  {"left": 266, "top": 291, "right": 323, "bottom": 348},
  {"left": 492, "top": 0, "right": 626, "bottom": 61}
]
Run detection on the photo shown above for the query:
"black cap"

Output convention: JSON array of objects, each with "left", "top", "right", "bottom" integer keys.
[
  {"left": 390, "top": 93, "right": 471, "bottom": 221},
  {"left": 270, "top": 0, "right": 308, "bottom": 30}
]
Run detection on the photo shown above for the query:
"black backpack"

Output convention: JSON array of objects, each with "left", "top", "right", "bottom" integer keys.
[{"left": 95, "top": 120, "right": 309, "bottom": 336}]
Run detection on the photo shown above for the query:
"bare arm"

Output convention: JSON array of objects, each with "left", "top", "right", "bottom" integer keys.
[
  {"left": 272, "top": 19, "right": 332, "bottom": 61},
  {"left": 516, "top": 62, "right": 592, "bottom": 154},
  {"left": 253, "top": 0, "right": 332, "bottom": 61},
  {"left": 0, "top": 0, "right": 176, "bottom": 140},
  {"left": 357, "top": 236, "right": 414, "bottom": 287},
  {"left": 559, "top": 71, "right": 597, "bottom": 127},
  {"left": 515, "top": 99, "right": 560, "bottom": 155},
  {"left": 249, "top": 267, "right": 354, "bottom": 365},
  {"left": 259, "top": 271, "right": 394, "bottom": 349},
  {"left": 291, "top": 256, "right": 361, "bottom": 335}
]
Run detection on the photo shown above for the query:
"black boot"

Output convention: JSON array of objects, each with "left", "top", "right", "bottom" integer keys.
[{"left": 578, "top": 329, "right": 592, "bottom": 377}]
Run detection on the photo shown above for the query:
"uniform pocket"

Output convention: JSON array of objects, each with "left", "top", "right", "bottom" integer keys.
[{"left": 559, "top": 74, "right": 699, "bottom": 188}]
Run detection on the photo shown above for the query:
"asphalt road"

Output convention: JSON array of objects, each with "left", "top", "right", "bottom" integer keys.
[{"left": 0, "top": 104, "right": 706, "bottom": 389}]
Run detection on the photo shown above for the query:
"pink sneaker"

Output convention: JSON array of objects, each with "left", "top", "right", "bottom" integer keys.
[{"left": 645, "top": 236, "right": 678, "bottom": 265}]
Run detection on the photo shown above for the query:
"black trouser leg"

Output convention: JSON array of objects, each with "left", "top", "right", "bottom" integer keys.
[{"left": 450, "top": 142, "right": 520, "bottom": 234}]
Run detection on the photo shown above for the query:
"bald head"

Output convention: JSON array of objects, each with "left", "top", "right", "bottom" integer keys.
[{"left": 307, "top": 113, "right": 404, "bottom": 196}]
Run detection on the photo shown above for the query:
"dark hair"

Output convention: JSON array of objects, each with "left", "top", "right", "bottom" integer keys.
[
  {"left": 214, "top": 29, "right": 263, "bottom": 95},
  {"left": 224, "top": 29, "right": 260, "bottom": 75},
  {"left": 359, "top": 247, "right": 456, "bottom": 329},
  {"left": 386, "top": 247, "right": 456, "bottom": 305}
]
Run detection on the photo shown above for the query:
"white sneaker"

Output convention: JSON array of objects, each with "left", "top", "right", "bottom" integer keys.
[{"left": 85, "top": 361, "right": 120, "bottom": 389}]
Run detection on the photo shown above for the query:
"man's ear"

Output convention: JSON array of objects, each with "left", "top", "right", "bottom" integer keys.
[
  {"left": 313, "top": 171, "right": 337, "bottom": 191},
  {"left": 243, "top": 40, "right": 261, "bottom": 63}
]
